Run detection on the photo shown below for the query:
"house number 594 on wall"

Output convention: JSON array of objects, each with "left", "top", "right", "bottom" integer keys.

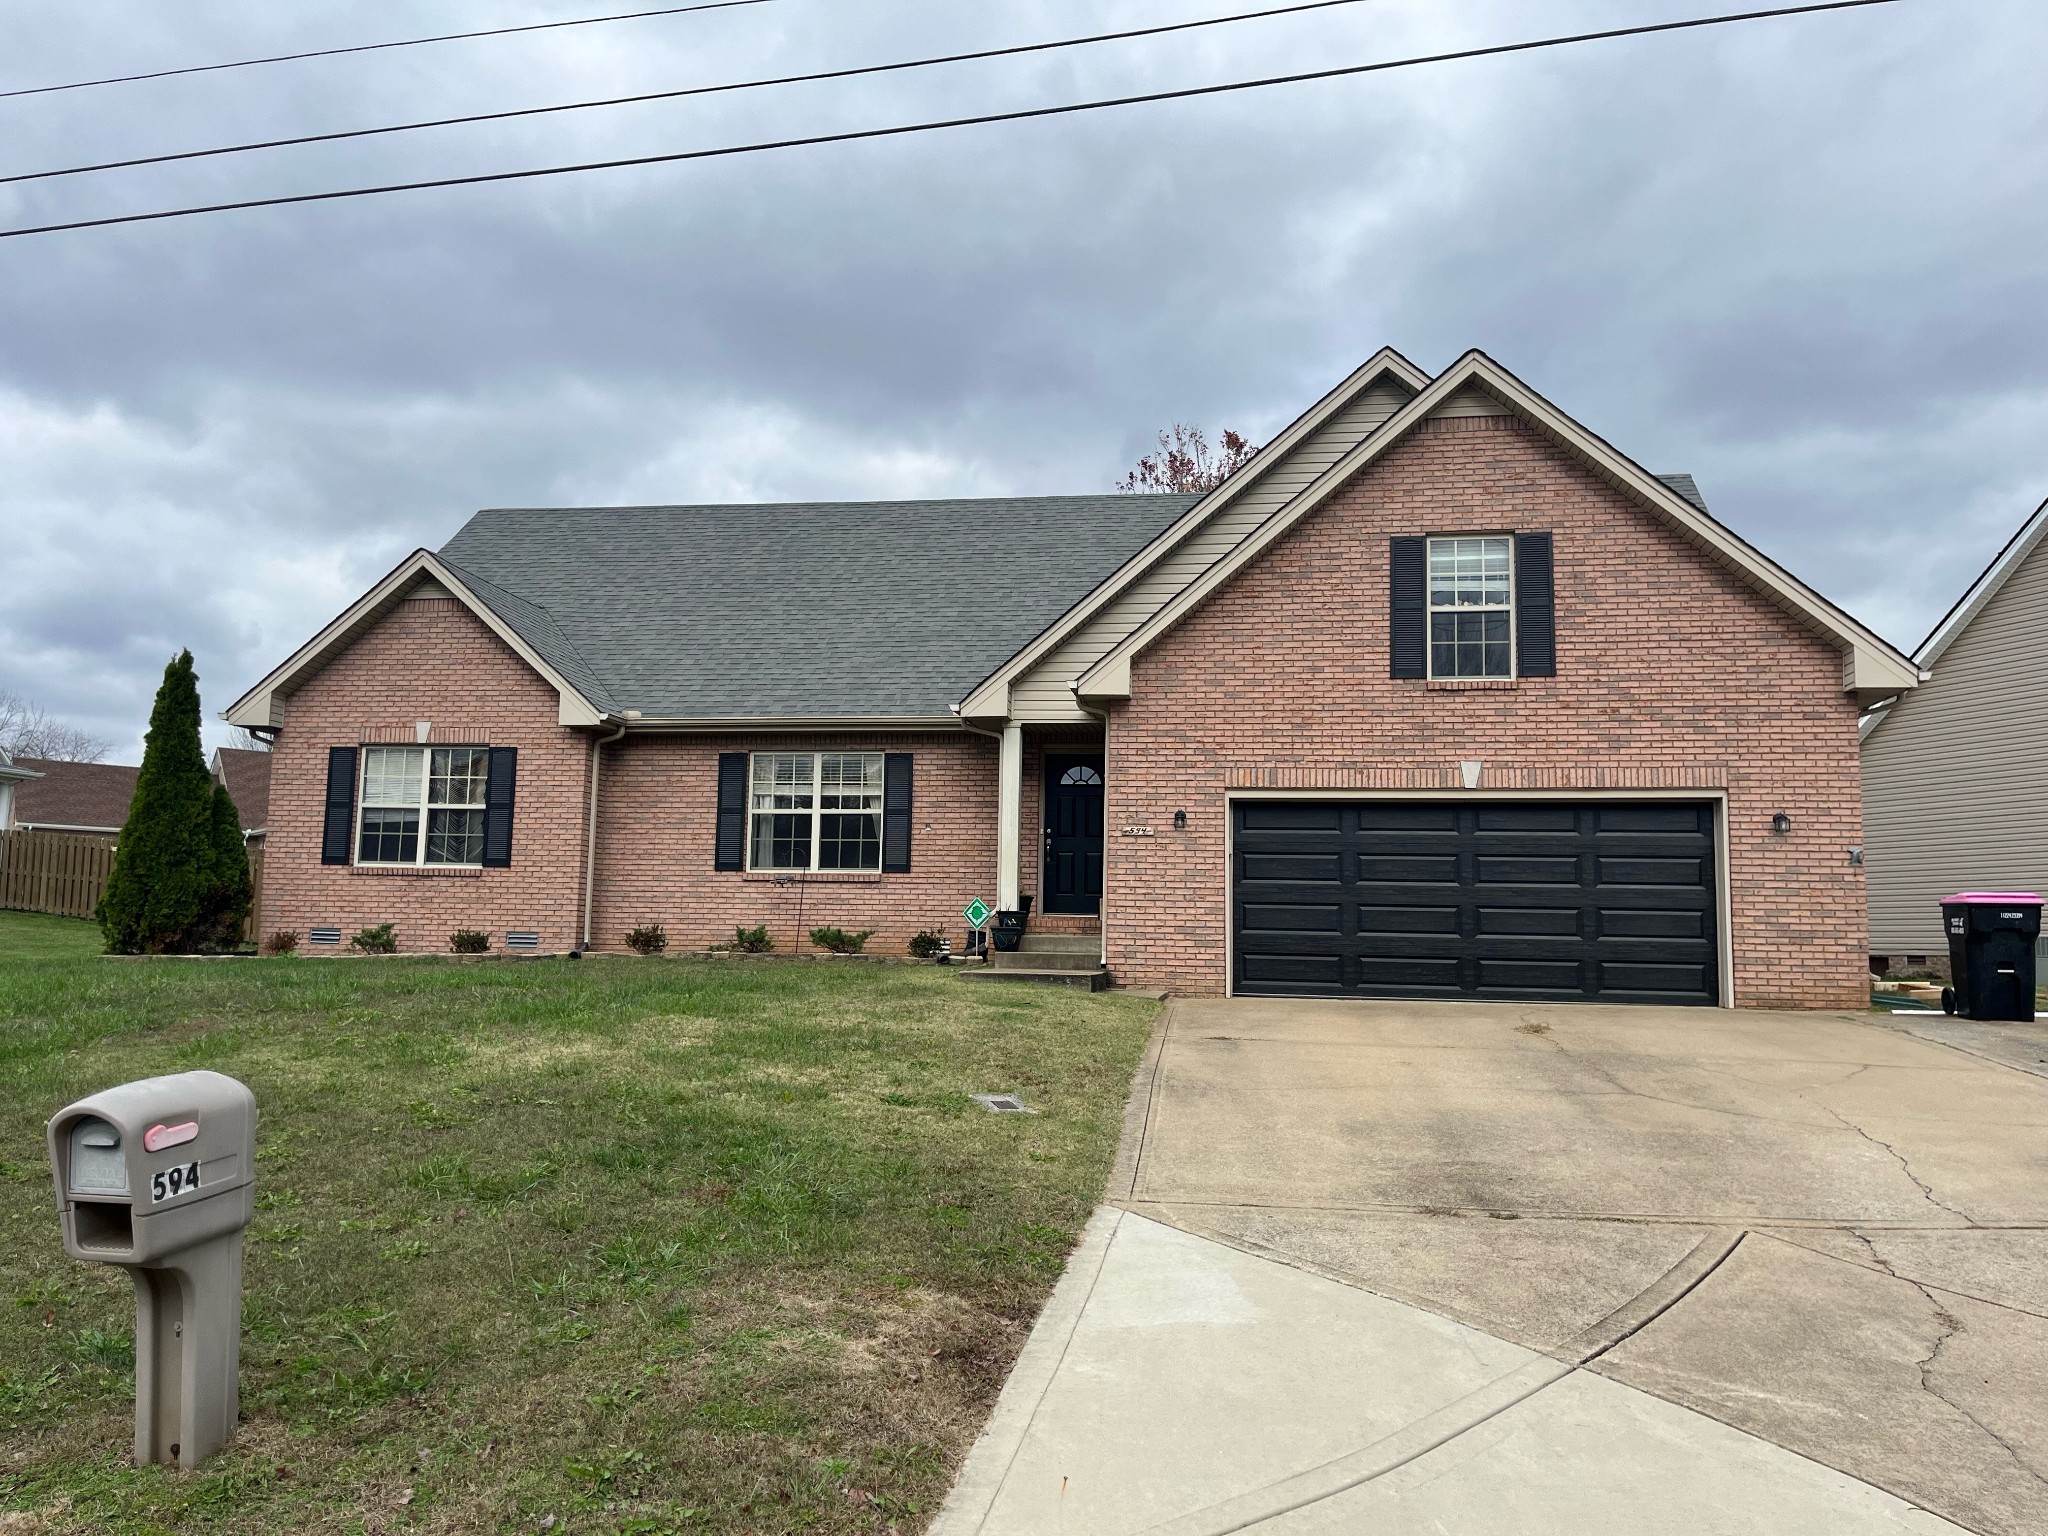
[{"left": 151, "top": 1161, "right": 201, "bottom": 1202}]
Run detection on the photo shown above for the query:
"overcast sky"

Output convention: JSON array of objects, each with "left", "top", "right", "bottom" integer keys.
[{"left": 1, "top": 0, "right": 2041, "bottom": 760}]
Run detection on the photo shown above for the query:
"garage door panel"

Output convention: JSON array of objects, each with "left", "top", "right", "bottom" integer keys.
[
  {"left": 1239, "top": 852, "right": 1342, "bottom": 882},
  {"left": 1600, "top": 907, "right": 1707, "bottom": 939},
  {"left": 1239, "top": 954, "right": 1346, "bottom": 990},
  {"left": 1598, "top": 857, "right": 1706, "bottom": 886},
  {"left": 1595, "top": 804, "right": 1709, "bottom": 834},
  {"left": 1355, "top": 956, "right": 1464, "bottom": 990},
  {"left": 1234, "top": 800, "right": 1717, "bottom": 1005},
  {"left": 1473, "top": 804, "right": 1580, "bottom": 832},
  {"left": 1600, "top": 962, "right": 1714, "bottom": 996},
  {"left": 1479, "top": 958, "right": 1586, "bottom": 991},
  {"left": 1238, "top": 801, "right": 1343, "bottom": 831},
  {"left": 1478, "top": 906, "right": 1582, "bottom": 935},
  {"left": 1238, "top": 903, "right": 1342, "bottom": 933},
  {"left": 1476, "top": 856, "right": 1581, "bottom": 884},
  {"left": 1355, "top": 905, "right": 1460, "bottom": 934},
  {"left": 1355, "top": 804, "right": 1459, "bottom": 831},
  {"left": 1356, "top": 855, "right": 1460, "bottom": 882}
]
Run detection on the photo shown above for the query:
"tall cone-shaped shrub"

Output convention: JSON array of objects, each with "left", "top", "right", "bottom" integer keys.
[{"left": 98, "top": 650, "right": 251, "bottom": 953}]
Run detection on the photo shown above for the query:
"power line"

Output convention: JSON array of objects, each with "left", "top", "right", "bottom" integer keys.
[
  {"left": 0, "top": 0, "right": 777, "bottom": 101},
  {"left": 3, "top": 0, "right": 1390, "bottom": 188},
  {"left": 0, "top": 0, "right": 1906, "bottom": 243}
]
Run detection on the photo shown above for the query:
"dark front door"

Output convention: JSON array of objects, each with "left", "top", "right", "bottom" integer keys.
[
  {"left": 1042, "top": 754, "right": 1105, "bottom": 915},
  {"left": 1232, "top": 800, "right": 1719, "bottom": 1004}
]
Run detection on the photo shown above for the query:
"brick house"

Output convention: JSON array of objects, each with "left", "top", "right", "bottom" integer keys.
[{"left": 226, "top": 349, "right": 1918, "bottom": 1005}]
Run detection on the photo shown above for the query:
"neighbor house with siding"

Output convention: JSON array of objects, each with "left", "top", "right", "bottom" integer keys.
[
  {"left": 225, "top": 348, "right": 1918, "bottom": 1005},
  {"left": 1861, "top": 498, "right": 2048, "bottom": 971}
]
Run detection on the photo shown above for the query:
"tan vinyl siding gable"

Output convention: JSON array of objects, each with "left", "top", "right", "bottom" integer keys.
[
  {"left": 1862, "top": 534, "right": 2048, "bottom": 952},
  {"left": 1009, "top": 380, "right": 1416, "bottom": 720}
]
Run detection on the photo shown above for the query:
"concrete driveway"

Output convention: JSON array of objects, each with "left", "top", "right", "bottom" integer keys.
[{"left": 933, "top": 999, "right": 2048, "bottom": 1536}]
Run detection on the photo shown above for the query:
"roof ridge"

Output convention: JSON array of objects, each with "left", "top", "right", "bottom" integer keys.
[{"left": 465, "top": 492, "right": 1203, "bottom": 516}]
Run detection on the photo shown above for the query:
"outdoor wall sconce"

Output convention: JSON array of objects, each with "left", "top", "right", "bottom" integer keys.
[
  {"left": 1772, "top": 813, "right": 1793, "bottom": 835},
  {"left": 1173, "top": 809, "right": 1188, "bottom": 831}
]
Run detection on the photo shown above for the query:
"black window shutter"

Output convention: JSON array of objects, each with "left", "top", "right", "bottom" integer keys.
[
  {"left": 1389, "top": 536, "right": 1427, "bottom": 679},
  {"left": 321, "top": 747, "right": 358, "bottom": 865},
  {"left": 715, "top": 752, "right": 748, "bottom": 871},
  {"left": 882, "top": 753, "right": 914, "bottom": 873},
  {"left": 1516, "top": 532, "right": 1556, "bottom": 677},
  {"left": 481, "top": 747, "right": 518, "bottom": 867}
]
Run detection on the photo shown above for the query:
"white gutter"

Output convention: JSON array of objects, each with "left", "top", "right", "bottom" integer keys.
[{"left": 580, "top": 719, "right": 629, "bottom": 952}]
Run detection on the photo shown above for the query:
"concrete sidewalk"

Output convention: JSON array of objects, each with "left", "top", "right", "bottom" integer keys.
[
  {"left": 931, "top": 999, "right": 2048, "bottom": 1536},
  {"left": 933, "top": 1210, "right": 1966, "bottom": 1535}
]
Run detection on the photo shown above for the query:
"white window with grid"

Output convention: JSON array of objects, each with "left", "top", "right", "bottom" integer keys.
[
  {"left": 748, "top": 752, "right": 883, "bottom": 871},
  {"left": 356, "top": 746, "right": 489, "bottom": 866},
  {"left": 1427, "top": 535, "right": 1514, "bottom": 679}
]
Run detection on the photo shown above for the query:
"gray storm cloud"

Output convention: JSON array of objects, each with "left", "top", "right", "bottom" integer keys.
[{"left": 0, "top": 0, "right": 2040, "bottom": 756}]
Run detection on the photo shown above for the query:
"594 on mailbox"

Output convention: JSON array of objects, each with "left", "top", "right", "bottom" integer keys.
[{"left": 152, "top": 1160, "right": 201, "bottom": 1202}]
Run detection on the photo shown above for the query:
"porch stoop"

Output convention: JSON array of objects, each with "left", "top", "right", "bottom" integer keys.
[{"left": 958, "top": 930, "right": 1109, "bottom": 991}]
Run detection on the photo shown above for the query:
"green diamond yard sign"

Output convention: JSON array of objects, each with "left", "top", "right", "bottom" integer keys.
[{"left": 963, "top": 898, "right": 992, "bottom": 929}]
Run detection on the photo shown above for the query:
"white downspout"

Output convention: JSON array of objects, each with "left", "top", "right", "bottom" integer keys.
[{"left": 580, "top": 719, "right": 628, "bottom": 952}]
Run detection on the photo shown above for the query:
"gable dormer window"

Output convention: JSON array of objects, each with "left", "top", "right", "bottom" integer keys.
[{"left": 1427, "top": 535, "right": 1514, "bottom": 679}]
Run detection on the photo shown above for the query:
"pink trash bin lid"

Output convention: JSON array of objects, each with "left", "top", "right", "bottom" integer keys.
[{"left": 1938, "top": 892, "right": 2043, "bottom": 904}]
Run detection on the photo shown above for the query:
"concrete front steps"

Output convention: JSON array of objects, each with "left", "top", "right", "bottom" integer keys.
[{"left": 958, "top": 930, "right": 1109, "bottom": 991}]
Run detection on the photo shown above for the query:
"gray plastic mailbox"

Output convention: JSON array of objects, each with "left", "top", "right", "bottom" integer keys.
[{"left": 47, "top": 1071, "right": 257, "bottom": 1469}]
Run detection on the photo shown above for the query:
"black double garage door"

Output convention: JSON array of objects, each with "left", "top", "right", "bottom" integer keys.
[{"left": 1233, "top": 800, "right": 1719, "bottom": 1004}]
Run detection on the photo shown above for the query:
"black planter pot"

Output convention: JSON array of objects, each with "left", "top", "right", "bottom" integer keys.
[{"left": 991, "top": 910, "right": 1027, "bottom": 953}]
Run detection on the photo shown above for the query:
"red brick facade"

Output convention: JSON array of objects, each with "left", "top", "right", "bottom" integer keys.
[
  {"left": 589, "top": 732, "right": 998, "bottom": 957},
  {"left": 262, "top": 596, "right": 593, "bottom": 954},
  {"left": 258, "top": 415, "right": 1869, "bottom": 1004},
  {"left": 1100, "top": 415, "right": 1868, "bottom": 1007}
]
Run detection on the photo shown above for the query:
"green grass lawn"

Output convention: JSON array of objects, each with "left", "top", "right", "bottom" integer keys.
[{"left": 0, "top": 911, "right": 1158, "bottom": 1534}]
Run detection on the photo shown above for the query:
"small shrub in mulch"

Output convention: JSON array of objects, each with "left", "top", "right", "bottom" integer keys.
[
  {"left": 266, "top": 930, "right": 301, "bottom": 956},
  {"left": 731, "top": 925, "right": 773, "bottom": 954},
  {"left": 807, "top": 926, "right": 874, "bottom": 955},
  {"left": 449, "top": 929, "right": 491, "bottom": 954},
  {"left": 349, "top": 923, "right": 397, "bottom": 954},
  {"left": 624, "top": 924, "right": 668, "bottom": 955}
]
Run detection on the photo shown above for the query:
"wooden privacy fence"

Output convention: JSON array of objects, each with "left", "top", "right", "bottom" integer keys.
[
  {"left": 0, "top": 829, "right": 116, "bottom": 918},
  {"left": 0, "top": 831, "right": 265, "bottom": 941}
]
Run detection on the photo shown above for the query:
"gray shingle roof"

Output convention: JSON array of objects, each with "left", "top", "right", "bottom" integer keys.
[
  {"left": 438, "top": 495, "right": 1201, "bottom": 719},
  {"left": 1656, "top": 473, "right": 1708, "bottom": 513}
]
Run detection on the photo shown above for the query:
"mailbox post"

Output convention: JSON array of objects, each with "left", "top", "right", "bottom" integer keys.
[{"left": 47, "top": 1071, "right": 257, "bottom": 1469}]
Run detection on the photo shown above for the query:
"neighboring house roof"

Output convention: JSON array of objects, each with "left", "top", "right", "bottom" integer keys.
[
  {"left": 9, "top": 758, "right": 139, "bottom": 832},
  {"left": 210, "top": 746, "right": 272, "bottom": 834},
  {"left": 1862, "top": 497, "right": 2047, "bottom": 742},
  {"left": 0, "top": 746, "right": 41, "bottom": 786},
  {"left": 1069, "top": 351, "right": 1920, "bottom": 706},
  {"left": 1912, "top": 495, "right": 2046, "bottom": 671}
]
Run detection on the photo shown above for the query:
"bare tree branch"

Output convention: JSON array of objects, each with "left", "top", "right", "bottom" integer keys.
[{"left": 0, "top": 689, "right": 114, "bottom": 762}]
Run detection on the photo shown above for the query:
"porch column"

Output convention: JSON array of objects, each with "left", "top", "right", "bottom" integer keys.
[{"left": 997, "top": 724, "right": 1023, "bottom": 911}]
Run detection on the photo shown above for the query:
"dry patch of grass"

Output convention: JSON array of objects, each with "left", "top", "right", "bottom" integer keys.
[{"left": 0, "top": 916, "right": 1156, "bottom": 1533}]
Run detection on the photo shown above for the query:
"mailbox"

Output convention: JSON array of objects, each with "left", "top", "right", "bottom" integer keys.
[{"left": 47, "top": 1071, "right": 257, "bottom": 1469}]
